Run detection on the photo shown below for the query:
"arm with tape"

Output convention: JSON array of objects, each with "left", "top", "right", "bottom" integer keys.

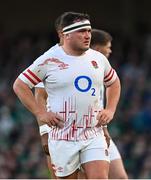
[{"left": 39, "top": 124, "right": 50, "bottom": 155}]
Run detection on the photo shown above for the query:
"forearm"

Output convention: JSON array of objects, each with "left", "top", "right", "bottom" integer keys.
[
  {"left": 105, "top": 76, "right": 121, "bottom": 114},
  {"left": 35, "top": 87, "right": 48, "bottom": 111},
  {"left": 13, "top": 78, "right": 45, "bottom": 117},
  {"left": 34, "top": 87, "right": 48, "bottom": 126},
  {"left": 13, "top": 78, "right": 64, "bottom": 128},
  {"left": 36, "top": 96, "right": 47, "bottom": 111}
]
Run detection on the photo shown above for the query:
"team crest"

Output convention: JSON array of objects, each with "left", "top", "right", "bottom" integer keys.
[{"left": 91, "top": 60, "right": 98, "bottom": 69}]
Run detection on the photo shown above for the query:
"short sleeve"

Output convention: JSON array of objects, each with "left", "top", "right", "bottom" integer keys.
[
  {"left": 18, "top": 56, "right": 47, "bottom": 88},
  {"left": 103, "top": 57, "right": 117, "bottom": 87}
]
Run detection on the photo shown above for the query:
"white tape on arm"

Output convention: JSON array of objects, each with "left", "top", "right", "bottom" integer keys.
[
  {"left": 39, "top": 124, "right": 49, "bottom": 136},
  {"left": 102, "top": 125, "right": 108, "bottom": 128}
]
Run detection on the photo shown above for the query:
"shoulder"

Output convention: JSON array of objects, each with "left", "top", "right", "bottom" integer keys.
[
  {"left": 33, "top": 44, "right": 61, "bottom": 65},
  {"left": 87, "top": 48, "right": 108, "bottom": 65},
  {"left": 44, "top": 44, "right": 60, "bottom": 55},
  {"left": 87, "top": 48, "right": 106, "bottom": 59}
]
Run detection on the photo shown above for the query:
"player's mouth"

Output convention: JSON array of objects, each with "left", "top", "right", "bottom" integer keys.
[{"left": 83, "top": 41, "right": 90, "bottom": 46}]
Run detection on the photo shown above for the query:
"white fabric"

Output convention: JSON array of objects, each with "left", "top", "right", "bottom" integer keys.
[
  {"left": 35, "top": 82, "right": 44, "bottom": 88},
  {"left": 18, "top": 45, "right": 117, "bottom": 141},
  {"left": 63, "top": 20, "right": 90, "bottom": 31},
  {"left": 63, "top": 20, "right": 91, "bottom": 34},
  {"left": 34, "top": 44, "right": 58, "bottom": 111},
  {"left": 39, "top": 124, "right": 51, "bottom": 136},
  {"left": 48, "top": 133, "right": 109, "bottom": 177},
  {"left": 63, "top": 25, "right": 91, "bottom": 34},
  {"left": 109, "top": 139, "right": 121, "bottom": 161}
]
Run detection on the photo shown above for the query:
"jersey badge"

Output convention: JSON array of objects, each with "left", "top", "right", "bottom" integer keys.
[{"left": 91, "top": 60, "right": 98, "bottom": 69}]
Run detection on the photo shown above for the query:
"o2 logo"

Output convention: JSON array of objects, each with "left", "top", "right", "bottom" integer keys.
[{"left": 74, "top": 75, "right": 96, "bottom": 96}]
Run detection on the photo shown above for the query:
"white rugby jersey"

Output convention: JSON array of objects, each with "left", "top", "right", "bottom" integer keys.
[{"left": 19, "top": 45, "right": 117, "bottom": 141}]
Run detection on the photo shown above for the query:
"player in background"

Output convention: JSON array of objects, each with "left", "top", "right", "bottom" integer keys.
[
  {"left": 90, "top": 29, "right": 128, "bottom": 179},
  {"left": 13, "top": 12, "right": 121, "bottom": 179}
]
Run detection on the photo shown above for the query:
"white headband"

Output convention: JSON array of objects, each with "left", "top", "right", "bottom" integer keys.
[{"left": 63, "top": 20, "right": 91, "bottom": 34}]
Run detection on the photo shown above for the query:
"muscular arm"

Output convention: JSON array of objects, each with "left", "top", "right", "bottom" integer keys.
[
  {"left": 35, "top": 87, "right": 48, "bottom": 112},
  {"left": 97, "top": 76, "right": 121, "bottom": 125},
  {"left": 35, "top": 87, "right": 49, "bottom": 155},
  {"left": 13, "top": 78, "right": 63, "bottom": 127},
  {"left": 105, "top": 76, "right": 121, "bottom": 114},
  {"left": 13, "top": 78, "right": 43, "bottom": 117}
]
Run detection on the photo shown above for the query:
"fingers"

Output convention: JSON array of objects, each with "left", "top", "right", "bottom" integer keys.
[
  {"left": 100, "top": 116, "right": 108, "bottom": 125},
  {"left": 40, "top": 112, "right": 64, "bottom": 128},
  {"left": 43, "top": 117, "right": 62, "bottom": 128},
  {"left": 55, "top": 113, "right": 64, "bottom": 128},
  {"left": 98, "top": 112, "right": 109, "bottom": 122},
  {"left": 52, "top": 117, "right": 64, "bottom": 128},
  {"left": 97, "top": 110, "right": 113, "bottom": 126},
  {"left": 57, "top": 120, "right": 64, "bottom": 128},
  {"left": 37, "top": 111, "right": 65, "bottom": 128},
  {"left": 55, "top": 113, "right": 64, "bottom": 121}
]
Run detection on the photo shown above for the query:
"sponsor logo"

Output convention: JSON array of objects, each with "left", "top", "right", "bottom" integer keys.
[{"left": 74, "top": 75, "right": 96, "bottom": 96}]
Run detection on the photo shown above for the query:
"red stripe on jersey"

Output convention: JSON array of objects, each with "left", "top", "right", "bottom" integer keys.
[
  {"left": 104, "top": 68, "right": 112, "bottom": 79},
  {"left": 23, "top": 73, "right": 37, "bottom": 85},
  {"left": 71, "top": 120, "right": 77, "bottom": 137},
  {"left": 27, "top": 69, "right": 41, "bottom": 82},
  {"left": 84, "top": 130, "right": 88, "bottom": 139},
  {"left": 104, "top": 70, "right": 114, "bottom": 82}
]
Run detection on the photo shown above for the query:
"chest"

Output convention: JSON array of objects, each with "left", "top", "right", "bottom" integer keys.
[{"left": 45, "top": 57, "right": 104, "bottom": 89}]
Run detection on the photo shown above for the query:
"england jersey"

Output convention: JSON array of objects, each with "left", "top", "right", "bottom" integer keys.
[{"left": 19, "top": 45, "right": 117, "bottom": 141}]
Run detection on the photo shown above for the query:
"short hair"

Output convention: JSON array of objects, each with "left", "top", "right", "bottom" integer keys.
[
  {"left": 91, "top": 29, "right": 112, "bottom": 47},
  {"left": 58, "top": 11, "right": 90, "bottom": 29},
  {"left": 54, "top": 15, "right": 62, "bottom": 32}
]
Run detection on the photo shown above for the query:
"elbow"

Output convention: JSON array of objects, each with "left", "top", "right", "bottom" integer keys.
[
  {"left": 113, "top": 77, "right": 121, "bottom": 95},
  {"left": 113, "top": 76, "right": 121, "bottom": 89},
  {"left": 13, "top": 79, "right": 17, "bottom": 93},
  {"left": 13, "top": 79, "right": 20, "bottom": 95},
  {"left": 13, "top": 78, "right": 26, "bottom": 96}
]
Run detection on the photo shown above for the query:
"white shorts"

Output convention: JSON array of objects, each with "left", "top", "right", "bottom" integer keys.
[
  {"left": 109, "top": 139, "right": 121, "bottom": 161},
  {"left": 48, "top": 134, "right": 109, "bottom": 177}
]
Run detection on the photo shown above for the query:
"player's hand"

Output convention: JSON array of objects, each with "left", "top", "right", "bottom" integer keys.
[
  {"left": 96, "top": 109, "right": 114, "bottom": 126},
  {"left": 102, "top": 126, "right": 111, "bottom": 148},
  {"left": 41, "top": 133, "right": 50, "bottom": 155},
  {"left": 36, "top": 111, "right": 64, "bottom": 128}
]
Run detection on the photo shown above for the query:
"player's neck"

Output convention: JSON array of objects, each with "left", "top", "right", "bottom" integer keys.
[{"left": 61, "top": 45, "right": 86, "bottom": 57}]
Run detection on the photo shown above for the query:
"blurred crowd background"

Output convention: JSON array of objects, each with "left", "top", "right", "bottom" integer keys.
[{"left": 1, "top": 0, "right": 151, "bottom": 179}]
